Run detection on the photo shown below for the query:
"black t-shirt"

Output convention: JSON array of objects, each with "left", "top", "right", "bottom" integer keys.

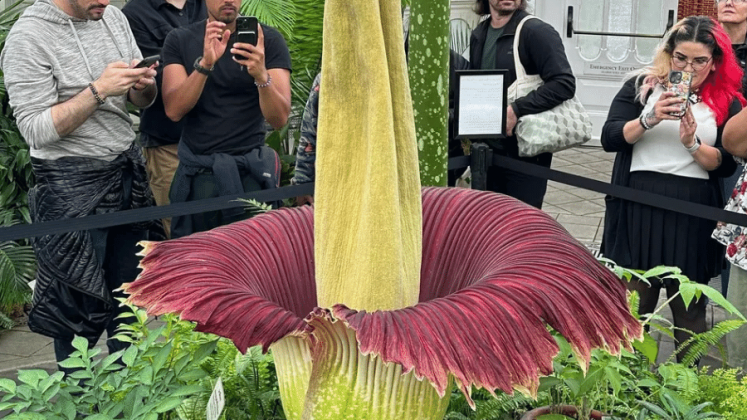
[
  {"left": 123, "top": 0, "right": 207, "bottom": 148},
  {"left": 162, "top": 20, "right": 291, "bottom": 155}
]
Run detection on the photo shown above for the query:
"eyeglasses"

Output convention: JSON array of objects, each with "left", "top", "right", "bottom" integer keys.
[
  {"left": 672, "top": 54, "right": 713, "bottom": 71},
  {"left": 718, "top": 0, "right": 747, "bottom": 4}
]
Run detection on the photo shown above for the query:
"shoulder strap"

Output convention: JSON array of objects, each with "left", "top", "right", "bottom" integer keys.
[{"left": 513, "top": 16, "right": 539, "bottom": 81}]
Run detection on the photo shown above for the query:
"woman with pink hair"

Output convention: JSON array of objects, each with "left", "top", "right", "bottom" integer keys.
[{"left": 601, "top": 16, "right": 744, "bottom": 364}]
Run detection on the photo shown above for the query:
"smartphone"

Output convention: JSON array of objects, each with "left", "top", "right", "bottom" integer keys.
[
  {"left": 135, "top": 55, "right": 159, "bottom": 69},
  {"left": 233, "top": 16, "right": 258, "bottom": 61},
  {"left": 668, "top": 70, "right": 692, "bottom": 118}
]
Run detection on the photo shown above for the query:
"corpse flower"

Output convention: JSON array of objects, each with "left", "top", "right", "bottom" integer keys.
[
  {"left": 124, "top": 0, "right": 642, "bottom": 418},
  {"left": 125, "top": 187, "right": 641, "bottom": 419}
]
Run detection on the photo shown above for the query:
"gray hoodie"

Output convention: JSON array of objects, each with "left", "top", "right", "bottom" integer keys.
[{"left": 0, "top": 0, "right": 143, "bottom": 161}]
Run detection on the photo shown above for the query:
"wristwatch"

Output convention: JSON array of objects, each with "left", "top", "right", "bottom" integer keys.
[
  {"left": 685, "top": 135, "right": 701, "bottom": 154},
  {"left": 193, "top": 56, "right": 213, "bottom": 75}
]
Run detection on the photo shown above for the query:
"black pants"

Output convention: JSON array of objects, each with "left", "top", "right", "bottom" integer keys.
[
  {"left": 53, "top": 168, "right": 140, "bottom": 374},
  {"left": 627, "top": 279, "right": 707, "bottom": 365},
  {"left": 53, "top": 223, "right": 142, "bottom": 374},
  {"left": 486, "top": 151, "right": 553, "bottom": 209}
]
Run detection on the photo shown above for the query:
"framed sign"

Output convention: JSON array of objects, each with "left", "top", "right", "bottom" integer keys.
[{"left": 454, "top": 70, "right": 508, "bottom": 139}]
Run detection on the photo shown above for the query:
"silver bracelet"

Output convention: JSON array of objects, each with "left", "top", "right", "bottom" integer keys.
[
  {"left": 254, "top": 75, "right": 272, "bottom": 88},
  {"left": 639, "top": 113, "right": 652, "bottom": 130}
]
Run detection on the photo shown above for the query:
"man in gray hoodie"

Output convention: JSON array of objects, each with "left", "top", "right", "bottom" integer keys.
[{"left": 0, "top": 0, "right": 158, "bottom": 373}]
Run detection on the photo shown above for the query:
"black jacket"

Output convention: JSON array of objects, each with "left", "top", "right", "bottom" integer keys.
[
  {"left": 734, "top": 40, "right": 747, "bottom": 98},
  {"left": 600, "top": 77, "right": 739, "bottom": 267},
  {"left": 469, "top": 10, "right": 576, "bottom": 120},
  {"left": 28, "top": 146, "right": 156, "bottom": 345}
]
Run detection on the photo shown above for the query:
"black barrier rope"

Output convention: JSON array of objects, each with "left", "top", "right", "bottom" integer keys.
[
  {"left": 3, "top": 152, "right": 747, "bottom": 242},
  {"left": 491, "top": 153, "right": 747, "bottom": 228},
  {"left": 0, "top": 183, "right": 314, "bottom": 242}
]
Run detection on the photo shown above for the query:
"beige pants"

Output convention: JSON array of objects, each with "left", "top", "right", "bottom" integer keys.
[
  {"left": 727, "top": 265, "right": 747, "bottom": 371},
  {"left": 143, "top": 143, "right": 179, "bottom": 238}
]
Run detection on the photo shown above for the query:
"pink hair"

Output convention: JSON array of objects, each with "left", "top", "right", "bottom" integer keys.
[{"left": 700, "top": 18, "right": 745, "bottom": 125}]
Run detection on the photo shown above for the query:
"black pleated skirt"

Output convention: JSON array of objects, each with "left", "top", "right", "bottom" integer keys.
[{"left": 626, "top": 171, "right": 722, "bottom": 283}]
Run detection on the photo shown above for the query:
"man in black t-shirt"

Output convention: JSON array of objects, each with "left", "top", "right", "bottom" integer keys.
[
  {"left": 160, "top": 0, "right": 291, "bottom": 237},
  {"left": 122, "top": 0, "right": 206, "bottom": 238}
]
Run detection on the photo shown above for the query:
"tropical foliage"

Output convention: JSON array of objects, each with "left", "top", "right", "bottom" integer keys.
[
  {"left": 0, "top": 0, "right": 35, "bottom": 329},
  {"left": 241, "top": 0, "right": 323, "bottom": 115},
  {"left": 0, "top": 305, "right": 287, "bottom": 420},
  {"left": 694, "top": 367, "right": 747, "bottom": 418}
]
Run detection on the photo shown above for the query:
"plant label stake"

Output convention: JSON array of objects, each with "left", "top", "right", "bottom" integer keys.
[{"left": 206, "top": 377, "right": 225, "bottom": 420}]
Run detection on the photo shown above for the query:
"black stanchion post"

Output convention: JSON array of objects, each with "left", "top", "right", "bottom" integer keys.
[{"left": 470, "top": 142, "right": 492, "bottom": 191}]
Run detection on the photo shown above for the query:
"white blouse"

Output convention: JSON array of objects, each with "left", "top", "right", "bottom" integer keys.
[{"left": 631, "top": 85, "right": 718, "bottom": 180}]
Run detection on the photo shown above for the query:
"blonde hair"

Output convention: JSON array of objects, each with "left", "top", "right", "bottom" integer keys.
[{"left": 630, "top": 16, "right": 722, "bottom": 103}]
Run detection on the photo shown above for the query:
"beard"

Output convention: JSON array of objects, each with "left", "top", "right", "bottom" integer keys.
[{"left": 491, "top": 0, "right": 520, "bottom": 16}]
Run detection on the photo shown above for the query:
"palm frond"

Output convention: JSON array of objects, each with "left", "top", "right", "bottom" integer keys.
[
  {"left": 240, "top": 0, "right": 295, "bottom": 39},
  {"left": 0, "top": 241, "right": 35, "bottom": 309}
]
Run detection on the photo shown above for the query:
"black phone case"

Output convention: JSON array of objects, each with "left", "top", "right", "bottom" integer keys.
[{"left": 233, "top": 17, "right": 258, "bottom": 61}]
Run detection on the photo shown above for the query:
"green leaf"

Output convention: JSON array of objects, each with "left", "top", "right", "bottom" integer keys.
[
  {"left": 563, "top": 375, "right": 583, "bottom": 398},
  {"left": 0, "top": 378, "right": 16, "bottom": 393},
  {"left": 85, "top": 415, "right": 114, "bottom": 420},
  {"left": 192, "top": 339, "right": 219, "bottom": 363},
  {"left": 16, "top": 369, "right": 48, "bottom": 387},
  {"left": 139, "top": 365, "right": 154, "bottom": 385},
  {"left": 57, "top": 358, "right": 87, "bottom": 369},
  {"left": 121, "top": 344, "right": 138, "bottom": 367},
  {"left": 633, "top": 332, "right": 659, "bottom": 363},
  {"left": 155, "top": 397, "right": 184, "bottom": 413},
  {"left": 177, "top": 368, "right": 208, "bottom": 382},
  {"left": 41, "top": 383, "right": 60, "bottom": 401},
  {"left": 577, "top": 366, "right": 606, "bottom": 397},
  {"left": 4, "top": 413, "right": 47, "bottom": 420},
  {"left": 61, "top": 400, "right": 76, "bottom": 420},
  {"left": 168, "top": 384, "right": 204, "bottom": 397},
  {"left": 700, "top": 286, "right": 746, "bottom": 320},
  {"left": 537, "top": 376, "right": 563, "bottom": 393},
  {"left": 679, "top": 283, "right": 700, "bottom": 309},
  {"left": 604, "top": 366, "right": 622, "bottom": 395},
  {"left": 71, "top": 336, "right": 88, "bottom": 354},
  {"left": 537, "top": 416, "right": 570, "bottom": 420},
  {"left": 99, "top": 350, "right": 124, "bottom": 372},
  {"left": 642, "top": 265, "right": 681, "bottom": 279},
  {"left": 636, "top": 378, "right": 662, "bottom": 388},
  {"left": 173, "top": 353, "right": 191, "bottom": 375},
  {"left": 152, "top": 341, "right": 173, "bottom": 374}
]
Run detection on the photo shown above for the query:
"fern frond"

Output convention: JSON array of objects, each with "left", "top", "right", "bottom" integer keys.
[
  {"left": 0, "top": 310, "right": 15, "bottom": 329},
  {"left": 237, "top": 198, "right": 272, "bottom": 218},
  {"left": 474, "top": 393, "right": 536, "bottom": 420},
  {"left": 672, "top": 319, "right": 746, "bottom": 367}
]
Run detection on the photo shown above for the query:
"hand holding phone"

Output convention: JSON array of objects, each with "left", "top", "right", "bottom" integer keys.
[
  {"left": 668, "top": 70, "right": 692, "bottom": 118},
  {"left": 135, "top": 55, "right": 160, "bottom": 69},
  {"left": 233, "top": 16, "right": 258, "bottom": 61}
]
